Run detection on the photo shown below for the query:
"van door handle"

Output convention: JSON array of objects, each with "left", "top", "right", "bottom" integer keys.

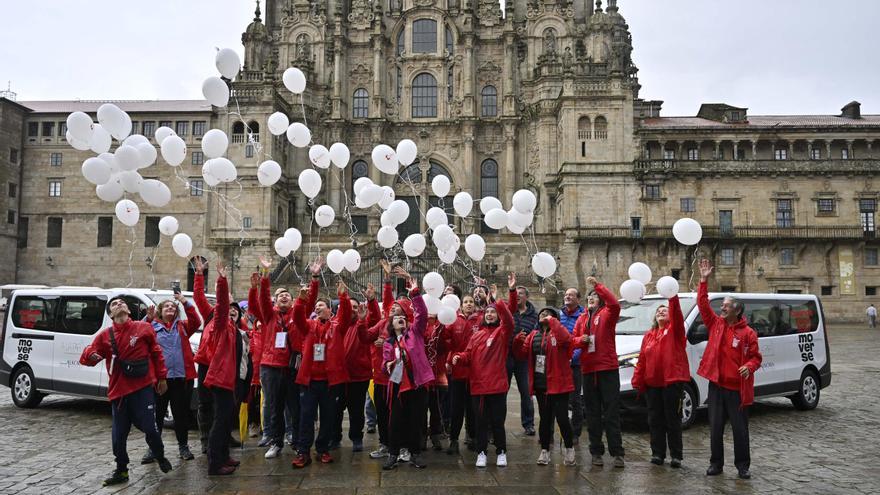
[{"left": 11, "top": 333, "right": 54, "bottom": 341}]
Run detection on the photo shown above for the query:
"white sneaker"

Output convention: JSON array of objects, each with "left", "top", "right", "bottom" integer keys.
[
  {"left": 496, "top": 451, "right": 508, "bottom": 467},
  {"left": 537, "top": 449, "right": 551, "bottom": 465},
  {"left": 476, "top": 451, "right": 488, "bottom": 468},
  {"left": 563, "top": 447, "right": 577, "bottom": 466},
  {"left": 398, "top": 448, "right": 411, "bottom": 462},
  {"left": 370, "top": 445, "right": 389, "bottom": 459},
  {"left": 264, "top": 445, "right": 282, "bottom": 459}
]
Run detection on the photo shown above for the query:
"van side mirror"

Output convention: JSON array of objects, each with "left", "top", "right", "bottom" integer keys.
[{"left": 688, "top": 324, "right": 708, "bottom": 345}]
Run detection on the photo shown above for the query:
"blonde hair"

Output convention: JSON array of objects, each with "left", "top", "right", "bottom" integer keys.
[{"left": 157, "top": 299, "right": 179, "bottom": 320}]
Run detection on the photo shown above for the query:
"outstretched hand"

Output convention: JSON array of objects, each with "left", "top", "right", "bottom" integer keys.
[
  {"left": 259, "top": 255, "right": 271, "bottom": 271},
  {"left": 507, "top": 272, "right": 516, "bottom": 290},
  {"left": 365, "top": 283, "right": 376, "bottom": 301},
  {"left": 193, "top": 256, "right": 205, "bottom": 274},
  {"left": 216, "top": 260, "right": 227, "bottom": 279},
  {"left": 310, "top": 256, "right": 325, "bottom": 276},
  {"left": 586, "top": 276, "right": 598, "bottom": 287},
  {"left": 250, "top": 272, "right": 260, "bottom": 289},
  {"left": 393, "top": 266, "right": 411, "bottom": 280},
  {"left": 337, "top": 280, "right": 348, "bottom": 297},
  {"left": 298, "top": 286, "right": 309, "bottom": 301},
  {"left": 380, "top": 259, "right": 392, "bottom": 277},
  {"left": 406, "top": 277, "right": 418, "bottom": 292},
  {"left": 699, "top": 259, "right": 714, "bottom": 281},
  {"left": 146, "top": 305, "right": 156, "bottom": 321}
]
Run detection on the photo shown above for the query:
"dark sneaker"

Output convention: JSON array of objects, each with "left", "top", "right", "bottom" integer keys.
[
  {"left": 409, "top": 453, "right": 427, "bottom": 468},
  {"left": 141, "top": 450, "right": 155, "bottom": 464},
  {"left": 228, "top": 436, "right": 242, "bottom": 448},
  {"left": 591, "top": 455, "right": 604, "bottom": 466},
  {"left": 179, "top": 446, "right": 194, "bottom": 461},
  {"left": 157, "top": 457, "right": 173, "bottom": 473},
  {"left": 366, "top": 426, "right": 377, "bottom": 434},
  {"left": 382, "top": 457, "right": 398, "bottom": 470},
  {"left": 102, "top": 469, "right": 129, "bottom": 486},
  {"left": 225, "top": 457, "right": 240, "bottom": 467},
  {"left": 738, "top": 469, "right": 751, "bottom": 480},
  {"left": 329, "top": 440, "right": 341, "bottom": 451},
  {"left": 430, "top": 434, "right": 443, "bottom": 451},
  {"left": 352, "top": 440, "right": 364, "bottom": 452},
  {"left": 706, "top": 465, "right": 723, "bottom": 476},
  {"left": 670, "top": 458, "right": 682, "bottom": 469},
  {"left": 201, "top": 443, "right": 208, "bottom": 454},
  {"left": 319, "top": 452, "right": 334, "bottom": 464},
  {"left": 291, "top": 453, "right": 312, "bottom": 469},
  {"left": 613, "top": 456, "right": 625, "bottom": 468},
  {"left": 446, "top": 440, "right": 460, "bottom": 455},
  {"left": 208, "top": 465, "right": 235, "bottom": 475},
  {"left": 524, "top": 426, "right": 536, "bottom": 436},
  {"left": 650, "top": 456, "right": 664, "bottom": 466}
]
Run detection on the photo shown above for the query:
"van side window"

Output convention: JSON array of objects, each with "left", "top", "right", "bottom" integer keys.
[
  {"left": 687, "top": 299, "right": 723, "bottom": 345},
  {"left": 744, "top": 299, "right": 789, "bottom": 338},
  {"left": 120, "top": 296, "right": 149, "bottom": 322},
  {"left": 11, "top": 296, "right": 58, "bottom": 331},
  {"left": 781, "top": 299, "right": 819, "bottom": 333},
  {"left": 58, "top": 296, "right": 107, "bottom": 335}
]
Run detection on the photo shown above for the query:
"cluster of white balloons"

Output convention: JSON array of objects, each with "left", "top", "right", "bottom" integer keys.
[
  {"left": 370, "top": 139, "right": 418, "bottom": 176},
  {"left": 481, "top": 189, "right": 537, "bottom": 235},
  {"left": 202, "top": 48, "right": 241, "bottom": 107},
  {"left": 419, "top": 272, "right": 461, "bottom": 324},
  {"left": 619, "top": 261, "right": 681, "bottom": 304},
  {"left": 326, "top": 249, "right": 362, "bottom": 274},
  {"left": 273, "top": 228, "right": 303, "bottom": 257}
]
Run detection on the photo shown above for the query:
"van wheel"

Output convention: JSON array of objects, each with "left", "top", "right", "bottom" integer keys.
[
  {"left": 680, "top": 383, "right": 698, "bottom": 430},
  {"left": 790, "top": 369, "right": 820, "bottom": 410},
  {"left": 11, "top": 366, "right": 44, "bottom": 408}
]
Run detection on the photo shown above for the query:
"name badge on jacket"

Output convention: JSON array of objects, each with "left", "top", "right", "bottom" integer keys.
[
  {"left": 535, "top": 355, "right": 546, "bottom": 374},
  {"left": 275, "top": 332, "right": 287, "bottom": 348},
  {"left": 313, "top": 343, "right": 326, "bottom": 362}
]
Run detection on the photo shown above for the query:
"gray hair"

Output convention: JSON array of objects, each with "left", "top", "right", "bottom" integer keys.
[{"left": 723, "top": 296, "right": 745, "bottom": 318}]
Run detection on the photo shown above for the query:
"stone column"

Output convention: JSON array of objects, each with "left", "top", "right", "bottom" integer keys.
[
  {"left": 333, "top": 40, "right": 343, "bottom": 119},
  {"left": 733, "top": 141, "right": 739, "bottom": 160},
  {"left": 846, "top": 140, "right": 854, "bottom": 159},
  {"left": 825, "top": 140, "right": 832, "bottom": 158},
  {"left": 371, "top": 36, "right": 383, "bottom": 118},
  {"left": 463, "top": 35, "right": 475, "bottom": 116},
  {"left": 658, "top": 140, "right": 666, "bottom": 159},
  {"left": 676, "top": 142, "right": 683, "bottom": 160},
  {"left": 751, "top": 140, "right": 758, "bottom": 160},
  {"left": 713, "top": 141, "right": 720, "bottom": 160},
  {"left": 502, "top": 33, "right": 515, "bottom": 115},
  {"left": 503, "top": 124, "right": 516, "bottom": 204},
  {"left": 807, "top": 141, "right": 814, "bottom": 160},
  {"left": 788, "top": 141, "right": 794, "bottom": 159}
]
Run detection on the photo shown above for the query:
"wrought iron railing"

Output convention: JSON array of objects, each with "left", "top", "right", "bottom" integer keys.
[{"left": 567, "top": 225, "right": 867, "bottom": 240}]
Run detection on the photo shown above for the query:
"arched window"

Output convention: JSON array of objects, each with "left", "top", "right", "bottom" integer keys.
[
  {"left": 248, "top": 121, "right": 260, "bottom": 142},
  {"left": 396, "top": 67, "right": 403, "bottom": 102},
  {"left": 445, "top": 25, "right": 454, "bottom": 55},
  {"left": 232, "top": 121, "right": 246, "bottom": 144},
  {"left": 396, "top": 30, "right": 405, "bottom": 57},
  {"left": 186, "top": 256, "right": 208, "bottom": 292},
  {"left": 447, "top": 66, "right": 454, "bottom": 102},
  {"left": 481, "top": 86, "right": 497, "bottom": 117},
  {"left": 594, "top": 116, "right": 608, "bottom": 140},
  {"left": 352, "top": 88, "right": 369, "bottom": 119},
  {"left": 412, "top": 19, "right": 438, "bottom": 53},
  {"left": 350, "top": 160, "right": 369, "bottom": 233},
  {"left": 396, "top": 163, "right": 423, "bottom": 184},
  {"left": 480, "top": 159, "right": 499, "bottom": 233},
  {"left": 578, "top": 116, "right": 591, "bottom": 157},
  {"left": 428, "top": 161, "right": 451, "bottom": 182},
  {"left": 412, "top": 73, "right": 438, "bottom": 118}
]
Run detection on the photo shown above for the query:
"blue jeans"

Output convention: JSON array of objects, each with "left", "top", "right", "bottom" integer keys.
[
  {"left": 365, "top": 391, "right": 377, "bottom": 427},
  {"left": 111, "top": 385, "right": 165, "bottom": 471},
  {"left": 298, "top": 380, "right": 336, "bottom": 454},
  {"left": 506, "top": 356, "right": 534, "bottom": 429}
]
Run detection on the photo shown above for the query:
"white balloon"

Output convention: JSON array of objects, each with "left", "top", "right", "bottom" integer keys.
[
  {"left": 396, "top": 139, "right": 418, "bottom": 166},
  {"left": 202, "top": 76, "right": 230, "bottom": 107},
  {"left": 480, "top": 196, "right": 503, "bottom": 215},
  {"left": 484, "top": 208, "right": 508, "bottom": 230},
  {"left": 267, "top": 112, "right": 290, "bottom": 136},
  {"left": 82, "top": 157, "right": 111, "bottom": 185},
  {"left": 343, "top": 249, "right": 361, "bottom": 272},
  {"left": 508, "top": 208, "right": 534, "bottom": 228},
  {"left": 431, "top": 175, "right": 451, "bottom": 198},
  {"left": 202, "top": 129, "right": 229, "bottom": 158},
  {"left": 171, "top": 233, "right": 193, "bottom": 258},
  {"left": 155, "top": 126, "right": 175, "bottom": 145},
  {"left": 120, "top": 112, "right": 133, "bottom": 141},
  {"left": 378, "top": 186, "right": 395, "bottom": 209},
  {"left": 620, "top": 279, "right": 646, "bottom": 304},
  {"left": 98, "top": 153, "right": 118, "bottom": 174},
  {"left": 298, "top": 169, "right": 322, "bottom": 198},
  {"left": 326, "top": 249, "right": 345, "bottom": 273},
  {"left": 114, "top": 199, "right": 140, "bottom": 227},
  {"left": 438, "top": 306, "right": 457, "bottom": 324},
  {"left": 282, "top": 67, "right": 307, "bottom": 94},
  {"left": 628, "top": 262, "right": 653, "bottom": 284},
  {"left": 354, "top": 195, "right": 371, "bottom": 209},
  {"left": 353, "top": 177, "right": 373, "bottom": 197},
  {"left": 432, "top": 224, "right": 456, "bottom": 252},
  {"left": 359, "top": 184, "right": 383, "bottom": 206},
  {"left": 442, "top": 294, "right": 461, "bottom": 311},
  {"left": 114, "top": 145, "right": 141, "bottom": 171},
  {"left": 438, "top": 248, "right": 457, "bottom": 264},
  {"left": 387, "top": 200, "right": 410, "bottom": 225},
  {"left": 66, "top": 112, "right": 93, "bottom": 142},
  {"left": 531, "top": 252, "right": 557, "bottom": 278},
  {"left": 656, "top": 276, "right": 680, "bottom": 298},
  {"left": 158, "top": 216, "right": 179, "bottom": 236},
  {"left": 426, "top": 207, "right": 447, "bottom": 230},
  {"left": 423, "top": 294, "right": 443, "bottom": 315},
  {"left": 89, "top": 124, "right": 112, "bottom": 154},
  {"left": 308, "top": 144, "right": 331, "bottom": 169},
  {"left": 283, "top": 228, "right": 302, "bottom": 252},
  {"left": 160, "top": 135, "right": 187, "bottom": 166},
  {"left": 274, "top": 237, "right": 293, "bottom": 257},
  {"left": 403, "top": 233, "right": 426, "bottom": 257},
  {"left": 257, "top": 160, "right": 282, "bottom": 186},
  {"left": 96, "top": 177, "right": 124, "bottom": 202},
  {"left": 422, "top": 272, "right": 445, "bottom": 298},
  {"left": 464, "top": 234, "right": 486, "bottom": 261},
  {"left": 211, "top": 157, "right": 237, "bottom": 183},
  {"left": 66, "top": 131, "right": 91, "bottom": 151},
  {"left": 380, "top": 211, "right": 395, "bottom": 227},
  {"left": 329, "top": 143, "right": 350, "bottom": 169},
  {"left": 215, "top": 48, "right": 241, "bottom": 79},
  {"left": 286, "top": 123, "right": 311, "bottom": 148},
  {"left": 377, "top": 226, "right": 399, "bottom": 248},
  {"left": 123, "top": 134, "right": 149, "bottom": 148},
  {"left": 118, "top": 170, "right": 143, "bottom": 193},
  {"left": 202, "top": 161, "right": 221, "bottom": 187},
  {"left": 672, "top": 218, "right": 703, "bottom": 246},
  {"left": 453, "top": 192, "right": 473, "bottom": 217},
  {"left": 507, "top": 220, "right": 526, "bottom": 235},
  {"left": 315, "top": 205, "right": 335, "bottom": 227},
  {"left": 139, "top": 179, "right": 171, "bottom": 207},
  {"left": 512, "top": 189, "right": 538, "bottom": 214},
  {"left": 97, "top": 103, "right": 130, "bottom": 140},
  {"left": 136, "top": 142, "right": 157, "bottom": 169},
  {"left": 372, "top": 144, "right": 399, "bottom": 175}
]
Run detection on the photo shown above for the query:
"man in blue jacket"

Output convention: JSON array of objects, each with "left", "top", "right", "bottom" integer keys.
[
  {"left": 510, "top": 285, "right": 538, "bottom": 435},
  {"left": 559, "top": 287, "right": 585, "bottom": 444}
]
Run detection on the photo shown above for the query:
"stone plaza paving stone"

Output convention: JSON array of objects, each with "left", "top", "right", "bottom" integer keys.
[{"left": 1, "top": 325, "right": 878, "bottom": 494}]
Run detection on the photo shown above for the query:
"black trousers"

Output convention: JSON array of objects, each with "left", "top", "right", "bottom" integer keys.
[
  {"left": 536, "top": 390, "right": 574, "bottom": 450},
  {"left": 472, "top": 393, "right": 507, "bottom": 454},
  {"left": 261, "top": 365, "right": 300, "bottom": 448},
  {"left": 582, "top": 368, "right": 624, "bottom": 457},
  {"left": 645, "top": 383, "right": 684, "bottom": 461},
  {"left": 298, "top": 380, "right": 336, "bottom": 454},
  {"left": 448, "top": 379, "right": 474, "bottom": 442},
  {"left": 197, "top": 364, "right": 213, "bottom": 447},
  {"left": 708, "top": 383, "right": 750, "bottom": 471},
  {"left": 207, "top": 387, "right": 234, "bottom": 472},
  {"left": 388, "top": 385, "right": 428, "bottom": 456},
  {"left": 333, "top": 380, "right": 370, "bottom": 444},
  {"left": 374, "top": 383, "right": 390, "bottom": 446},
  {"left": 427, "top": 385, "right": 448, "bottom": 437},
  {"left": 247, "top": 386, "right": 261, "bottom": 426},
  {"left": 570, "top": 366, "right": 584, "bottom": 437},
  {"left": 111, "top": 385, "right": 165, "bottom": 471},
  {"left": 155, "top": 377, "right": 193, "bottom": 449}
]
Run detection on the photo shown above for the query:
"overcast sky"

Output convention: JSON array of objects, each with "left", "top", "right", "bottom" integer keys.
[{"left": 2, "top": 0, "right": 878, "bottom": 116}]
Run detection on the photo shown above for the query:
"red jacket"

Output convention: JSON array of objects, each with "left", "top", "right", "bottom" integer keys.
[
  {"left": 445, "top": 313, "right": 475, "bottom": 381},
  {"left": 452, "top": 289, "right": 517, "bottom": 396},
  {"left": 631, "top": 295, "right": 690, "bottom": 392},
  {"left": 80, "top": 319, "right": 167, "bottom": 402},
  {"left": 424, "top": 317, "right": 452, "bottom": 387},
  {"left": 696, "top": 281, "right": 763, "bottom": 407},
  {"left": 247, "top": 287, "right": 263, "bottom": 385},
  {"left": 345, "top": 297, "right": 381, "bottom": 382},
  {"left": 292, "top": 286, "right": 353, "bottom": 386},
  {"left": 365, "top": 281, "right": 397, "bottom": 386},
  {"left": 513, "top": 317, "right": 574, "bottom": 395},
  {"left": 204, "top": 275, "right": 237, "bottom": 391},
  {"left": 149, "top": 302, "right": 201, "bottom": 381},
  {"left": 573, "top": 283, "right": 621, "bottom": 374},
  {"left": 256, "top": 276, "right": 318, "bottom": 368}
]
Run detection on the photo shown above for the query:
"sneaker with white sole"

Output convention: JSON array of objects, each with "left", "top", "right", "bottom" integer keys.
[
  {"left": 563, "top": 447, "right": 577, "bottom": 466},
  {"left": 370, "top": 445, "right": 389, "bottom": 459},
  {"left": 476, "top": 451, "right": 488, "bottom": 468},
  {"left": 537, "top": 449, "right": 550, "bottom": 465},
  {"left": 398, "top": 448, "right": 411, "bottom": 462},
  {"left": 496, "top": 451, "right": 507, "bottom": 467},
  {"left": 264, "top": 445, "right": 282, "bottom": 459}
]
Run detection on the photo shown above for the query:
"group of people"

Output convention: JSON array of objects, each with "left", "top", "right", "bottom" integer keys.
[{"left": 80, "top": 257, "right": 763, "bottom": 486}]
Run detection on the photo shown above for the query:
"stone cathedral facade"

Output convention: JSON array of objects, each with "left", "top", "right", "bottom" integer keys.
[{"left": 2, "top": 0, "right": 879, "bottom": 321}]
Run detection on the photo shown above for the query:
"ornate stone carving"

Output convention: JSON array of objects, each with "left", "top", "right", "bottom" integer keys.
[
  {"left": 350, "top": 63, "right": 373, "bottom": 87},
  {"left": 476, "top": 60, "right": 502, "bottom": 85},
  {"left": 348, "top": 0, "right": 375, "bottom": 29},
  {"left": 414, "top": 0, "right": 435, "bottom": 6},
  {"left": 526, "top": 1, "right": 575, "bottom": 19},
  {"left": 477, "top": 0, "right": 503, "bottom": 27}
]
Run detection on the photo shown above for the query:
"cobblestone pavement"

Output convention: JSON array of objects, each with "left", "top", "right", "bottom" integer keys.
[{"left": 1, "top": 325, "right": 878, "bottom": 494}]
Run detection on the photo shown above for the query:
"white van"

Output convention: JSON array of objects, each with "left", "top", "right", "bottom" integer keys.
[
  {"left": 615, "top": 291, "right": 831, "bottom": 428},
  {"left": 0, "top": 287, "right": 214, "bottom": 409}
]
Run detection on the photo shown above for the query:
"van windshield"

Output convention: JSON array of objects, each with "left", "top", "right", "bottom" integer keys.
[{"left": 615, "top": 297, "right": 696, "bottom": 335}]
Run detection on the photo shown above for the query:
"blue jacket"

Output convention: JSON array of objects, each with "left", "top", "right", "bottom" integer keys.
[
  {"left": 510, "top": 301, "right": 539, "bottom": 359},
  {"left": 559, "top": 305, "right": 585, "bottom": 366}
]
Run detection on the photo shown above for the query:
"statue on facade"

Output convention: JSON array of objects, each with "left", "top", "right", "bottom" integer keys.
[
  {"left": 543, "top": 28, "right": 557, "bottom": 55},
  {"left": 296, "top": 33, "right": 311, "bottom": 61},
  {"left": 562, "top": 46, "right": 574, "bottom": 73}
]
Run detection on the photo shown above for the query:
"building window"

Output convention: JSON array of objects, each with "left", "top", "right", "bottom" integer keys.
[
  {"left": 9, "top": 148, "right": 18, "bottom": 163},
  {"left": 578, "top": 117, "right": 591, "bottom": 141},
  {"left": 811, "top": 147, "right": 821, "bottom": 159},
  {"left": 144, "top": 216, "right": 160, "bottom": 247},
  {"left": 776, "top": 199, "right": 793, "bottom": 228},
  {"left": 242, "top": 216, "right": 253, "bottom": 229},
  {"left": 481, "top": 86, "right": 497, "bottom": 117},
  {"left": 396, "top": 30, "right": 405, "bottom": 57},
  {"left": 192, "top": 151, "right": 204, "bottom": 166},
  {"left": 27, "top": 122, "right": 38, "bottom": 137},
  {"left": 412, "top": 19, "right": 438, "bottom": 53},
  {"left": 680, "top": 198, "right": 695, "bottom": 212},
  {"left": 143, "top": 121, "right": 156, "bottom": 138},
  {"left": 412, "top": 73, "right": 438, "bottom": 118},
  {"left": 50, "top": 152, "right": 62, "bottom": 166},
  {"left": 48, "top": 180, "right": 62, "bottom": 197},
  {"left": 774, "top": 148, "right": 787, "bottom": 160},
  {"left": 644, "top": 184, "right": 661, "bottom": 200},
  {"left": 687, "top": 148, "right": 699, "bottom": 160},
  {"left": 397, "top": 163, "right": 422, "bottom": 184},
  {"left": 190, "top": 179, "right": 204, "bottom": 196},
  {"left": 866, "top": 286, "right": 878, "bottom": 297},
  {"left": 42, "top": 122, "right": 55, "bottom": 137},
  {"left": 130, "top": 121, "right": 139, "bottom": 135},
  {"left": 631, "top": 217, "right": 642, "bottom": 238},
  {"left": 594, "top": 116, "right": 608, "bottom": 140},
  {"left": 192, "top": 121, "right": 206, "bottom": 136},
  {"left": 8, "top": 182, "right": 17, "bottom": 198},
  {"left": 841, "top": 148, "right": 849, "bottom": 160},
  {"left": 663, "top": 149, "right": 675, "bottom": 160},
  {"left": 480, "top": 159, "right": 499, "bottom": 234},
  {"left": 175, "top": 121, "right": 189, "bottom": 136},
  {"left": 245, "top": 144, "right": 254, "bottom": 158},
  {"left": 780, "top": 247, "right": 795, "bottom": 266},
  {"left": 353, "top": 88, "right": 369, "bottom": 119},
  {"left": 866, "top": 248, "right": 879, "bottom": 267},
  {"left": 861, "top": 199, "right": 876, "bottom": 235},
  {"left": 736, "top": 148, "right": 746, "bottom": 160},
  {"left": 445, "top": 25, "right": 453, "bottom": 54},
  {"left": 447, "top": 66, "right": 453, "bottom": 102},
  {"left": 7, "top": 210, "right": 15, "bottom": 225},
  {"left": 821, "top": 286, "right": 833, "bottom": 296},
  {"left": 817, "top": 198, "right": 835, "bottom": 214},
  {"left": 17, "top": 217, "right": 28, "bottom": 248},
  {"left": 97, "top": 217, "right": 113, "bottom": 247},
  {"left": 396, "top": 67, "right": 403, "bottom": 102},
  {"left": 719, "top": 210, "right": 733, "bottom": 235},
  {"left": 47, "top": 217, "right": 63, "bottom": 248},
  {"left": 159, "top": 120, "right": 172, "bottom": 129},
  {"left": 671, "top": 269, "right": 681, "bottom": 280},
  {"left": 720, "top": 248, "right": 735, "bottom": 266}
]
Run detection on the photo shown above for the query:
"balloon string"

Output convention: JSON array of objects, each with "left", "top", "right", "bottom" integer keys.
[
  {"left": 689, "top": 245, "right": 700, "bottom": 292},
  {"left": 147, "top": 236, "right": 161, "bottom": 291},
  {"left": 125, "top": 225, "right": 137, "bottom": 288}
]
